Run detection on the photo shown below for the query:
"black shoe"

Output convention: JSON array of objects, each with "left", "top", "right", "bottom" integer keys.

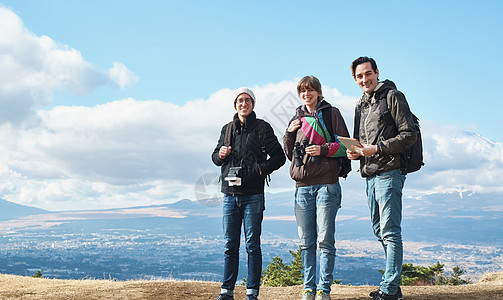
[
  {"left": 246, "top": 295, "right": 258, "bottom": 300},
  {"left": 216, "top": 294, "right": 234, "bottom": 300},
  {"left": 369, "top": 288, "right": 402, "bottom": 300}
]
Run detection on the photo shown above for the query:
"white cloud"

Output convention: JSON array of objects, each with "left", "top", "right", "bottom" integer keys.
[
  {"left": 108, "top": 62, "right": 139, "bottom": 89},
  {"left": 0, "top": 6, "right": 136, "bottom": 124},
  {"left": 1, "top": 79, "right": 501, "bottom": 211}
]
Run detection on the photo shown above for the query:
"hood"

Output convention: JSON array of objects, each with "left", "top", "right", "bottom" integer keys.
[
  {"left": 232, "top": 110, "right": 258, "bottom": 129},
  {"left": 295, "top": 97, "right": 332, "bottom": 117},
  {"left": 373, "top": 79, "right": 397, "bottom": 102},
  {"left": 358, "top": 79, "right": 397, "bottom": 106}
]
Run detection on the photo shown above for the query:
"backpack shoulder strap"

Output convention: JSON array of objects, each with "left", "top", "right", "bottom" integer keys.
[
  {"left": 224, "top": 121, "right": 233, "bottom": 147},
  {"left": 353, "top": 100, "right": 363, "bottom": 139},
  {"left": 318, "top": 109, "right": 333, "bottom": 143},
  {"left": 256, "top": 119, "right": 267, "bottom": 153}
]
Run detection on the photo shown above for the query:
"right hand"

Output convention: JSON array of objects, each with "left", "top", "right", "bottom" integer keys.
[
  {"left": 346, "top": 148, "right": 360, "bottom": 160},
  {"left": 287, "top": 119, "right": 302, "bottom": 133},
  {"left": 219, "top": 146, "right": 231, "bottom": 159}
]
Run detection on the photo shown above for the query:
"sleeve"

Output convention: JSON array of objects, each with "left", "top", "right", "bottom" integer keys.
[
  {"left": 260, "top": 122, "right": 286, "bottom": 175},
  {"left": 379, "top": 90, "right": 417, "bottom": 155},
  {"left": 211, "top": 124, "right": 228, "bottom": 166},
  {"left": 282, "top": 115, "right": 298, "bottom": 162}
]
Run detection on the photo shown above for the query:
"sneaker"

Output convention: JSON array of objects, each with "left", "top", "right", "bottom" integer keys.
[
  {"left": 369, "top": 289, "right": 400, "bottom": 300},
  {"left": 369, "top": 287, "right": 403, "bottom": 300},
  {"left": 216, "top": 293, "right": 234, "bottom": 300},
  {"left": 315, "top": 290, "right": 331, "bottom": 300},
  {"left": 246, "top": 294, "right": 258, "bottom": 300},
  {"left": 301, "top": 289, "right": 316, "bottom": 300}
]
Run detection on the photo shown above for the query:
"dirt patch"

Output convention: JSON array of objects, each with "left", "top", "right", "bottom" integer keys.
[{"left": 0, "top": 274, "right": 502, "bottom": 299}]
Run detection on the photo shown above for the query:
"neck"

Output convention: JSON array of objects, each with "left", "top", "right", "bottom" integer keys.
[
  {"left": 306, "top": 100, "right": 318, "bottom": 114},
  {"left": 238, "top": 115, "right": 246, "bottom": 124}
]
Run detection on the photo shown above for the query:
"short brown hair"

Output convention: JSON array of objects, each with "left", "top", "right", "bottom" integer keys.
[
  {"left": 297, "top": 76, "right": 322, "bottom": 96},
  {"left": 351, "top": 56, "right": 378, "bottom": 78}
]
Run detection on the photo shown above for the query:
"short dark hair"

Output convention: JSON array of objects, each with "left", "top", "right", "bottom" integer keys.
[
  {"left": 351, "top": 56, "right": 378, "bottom": 78},
  {"left": 297, "top": 75, "right": 322, "bottom": 95}
]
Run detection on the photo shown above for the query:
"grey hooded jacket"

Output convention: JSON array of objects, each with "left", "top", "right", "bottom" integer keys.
[{"left": 354, "top": 80, "right": 417, "bottom": 177}]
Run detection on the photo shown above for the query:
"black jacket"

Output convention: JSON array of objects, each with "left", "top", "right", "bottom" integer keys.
[{"left": 212, "top": 111, "right": 286, "bottom": 195}]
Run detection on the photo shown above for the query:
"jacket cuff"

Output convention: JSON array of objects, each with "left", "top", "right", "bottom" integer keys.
[
  {"left": 377, "top": 141, "right": 384, "bottom": 155},
  {"left": 320, "top": 144, "right": 329, "bottom": 157}
]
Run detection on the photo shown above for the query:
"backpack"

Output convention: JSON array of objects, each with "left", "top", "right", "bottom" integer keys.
[
  {"left": 383, "top": 90, "right": 424, "bottom": 174},
  {"left": 318, "top": 109, "right": 352, "bottom": 179}
]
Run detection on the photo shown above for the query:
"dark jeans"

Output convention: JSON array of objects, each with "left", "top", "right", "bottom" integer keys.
[{"left": 221, "top": 194, "right": 264, "bottom": 296}]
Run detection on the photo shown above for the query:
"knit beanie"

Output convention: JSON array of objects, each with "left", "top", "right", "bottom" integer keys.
[{"left": 234, "top": 87, "right": 256, "bottom": 103}]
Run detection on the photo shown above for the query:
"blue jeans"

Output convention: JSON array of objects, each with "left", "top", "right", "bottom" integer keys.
[
  {"left": 366, "top": 169, "right": 406, "bottom": 295},
  {"left": 294, "top": 183, "right": 342, "bottom": 292},
  {"left": 221, "top": 194, "right": 264, "bottom": 296}
]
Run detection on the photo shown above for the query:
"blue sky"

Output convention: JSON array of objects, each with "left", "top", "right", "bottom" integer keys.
[
  {"left": 0, "top": 1, "right": 502, "bottom": 210},
  {"left": 8, "top": 0, "right": 503, "bottom": 138}
]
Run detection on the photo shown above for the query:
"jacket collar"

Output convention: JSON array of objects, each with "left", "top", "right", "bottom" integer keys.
[{"left": 232, "top": 111, "right": 257, "bottom": 129}]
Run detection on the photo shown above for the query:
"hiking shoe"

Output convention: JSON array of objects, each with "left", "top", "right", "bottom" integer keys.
[
  {"left": 216, "top": 293, "right": 234, "bottom": 300},
  {"left": 246, "top": 294, "right": 258, "bottom": 300},
  {"left": 315, "top": 290, "right": 331, "bottom": 300},
  {"left": 369, "top": 289, "right": 401, "bottom": 300},
  {"left": 301, "top": 289, "right": 316, "bottom": 300},
  {"left": 369, "top": 287, "right": 403, "bottom": 300}
]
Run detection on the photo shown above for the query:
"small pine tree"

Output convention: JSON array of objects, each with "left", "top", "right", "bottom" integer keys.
[
  {"left": 261, "top": 247, "right": 303, "bottom": 287},
  {"left": 32, "top": 270, "right": 43, "bottom": 278},
  {"left": 399, "top": 262, "right": 471, "bottom": 286},
  {"left": 262, "top": 247, "right": 344, "bottom": 287},
  {"left": 448, "top": 266, "right": 470, "bottom": 285}
]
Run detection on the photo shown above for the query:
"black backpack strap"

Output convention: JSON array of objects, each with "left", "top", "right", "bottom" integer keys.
[
  {"left": 254, "top": 119, "right": 271, "bottom": 185},
  {"left": 224, "top": 121, "right": 233, "bottom": 147},
  {"left": 256, "top": 119, "right": 267, "bottom": 153},
  {"left": 354, "top": 100, "right": 363, "bottom": 139}
]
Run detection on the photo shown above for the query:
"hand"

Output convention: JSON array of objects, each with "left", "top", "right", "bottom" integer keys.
[
  {"left": 219, "top": 146, "right": 231, "bottom": 159},
  {"left": 346, "top": 149, "right": 360, "bottom": 160},
  {"left": 305, "top": 145, "right": 321, "bottom": 156},
  {"left": 352, "top": 144, "right": 378, "bottom": 157},
  {"left": 287, "top": 119, "right": 302, "bottom": 133}
]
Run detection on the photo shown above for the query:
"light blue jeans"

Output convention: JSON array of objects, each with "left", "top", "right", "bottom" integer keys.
[
  {"left": 366, "top": 169, "right": 406, "bottom": 295},
  {"left": 294, "top": 183, "right": 342, "bottom": 293},
  {"left": 221, "top": 194, "right": 264, "bottom": 297}
]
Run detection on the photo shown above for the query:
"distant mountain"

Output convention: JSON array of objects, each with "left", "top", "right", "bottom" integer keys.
[{"left": 0, "top": 199, "right": 48, "bottom": 221}]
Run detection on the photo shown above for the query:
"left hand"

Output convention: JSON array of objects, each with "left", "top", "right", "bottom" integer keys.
[{"left": 305, "top": 145, "right": 321, "bottom": 156}]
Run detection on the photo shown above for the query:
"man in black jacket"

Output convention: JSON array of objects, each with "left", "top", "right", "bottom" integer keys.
[{"left": 212, "top": 87, "right": 285, "bottom": 300}]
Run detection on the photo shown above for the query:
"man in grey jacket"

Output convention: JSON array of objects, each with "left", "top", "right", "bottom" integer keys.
[{"left": 347, "top": 57, "right": 416, "bottom": 300}]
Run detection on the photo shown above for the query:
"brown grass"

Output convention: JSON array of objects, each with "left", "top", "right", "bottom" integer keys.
[{"left": 0, "top": 273, "right": 502, "bottom": 299}]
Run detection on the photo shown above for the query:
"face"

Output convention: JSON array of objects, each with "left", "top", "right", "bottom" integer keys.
[
  {"left": 354, "top": 62, "right": 379, "bottom": 95},
  {"left": 235, "top": 93, "right": 254, "bottom": 119},
  {"left": 299, "top": 87, "right": 320, "bottom": 109}
]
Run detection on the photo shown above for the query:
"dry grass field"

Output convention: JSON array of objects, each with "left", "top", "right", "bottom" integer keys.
[{"left": 0, "top": 272, "right": 501, "bottom": 299}]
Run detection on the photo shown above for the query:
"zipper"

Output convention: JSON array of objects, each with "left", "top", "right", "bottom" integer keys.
[{"left": 363, "top": 104, "right": 372, "bottom": 145}]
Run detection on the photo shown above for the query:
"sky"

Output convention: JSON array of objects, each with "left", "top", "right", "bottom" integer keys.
[{"left": 0, "top": 1, "right": 502, "bottom": 211}]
